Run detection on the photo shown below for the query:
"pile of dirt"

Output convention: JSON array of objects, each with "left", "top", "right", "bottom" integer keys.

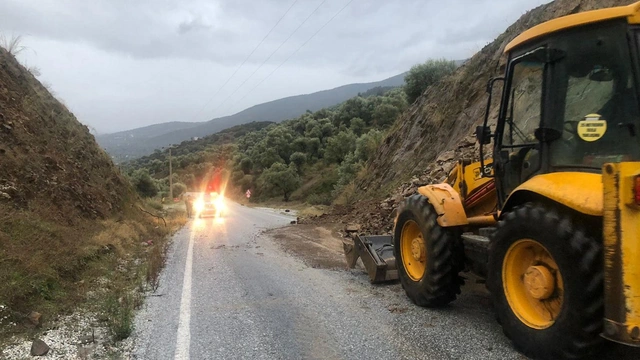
[{"left": 314, "top": 0, "right": 636, "bottom": 235}]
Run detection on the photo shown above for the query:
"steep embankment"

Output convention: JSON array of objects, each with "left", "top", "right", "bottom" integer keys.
[
  {"left": 0, "top": 45, "right": 169, "bottom": 338},
  {"left": 0, "top": 53, "right": 132, "bottom": 221},
  {"left": 337, "top": 0, "right": 636, "bottom": 234}
]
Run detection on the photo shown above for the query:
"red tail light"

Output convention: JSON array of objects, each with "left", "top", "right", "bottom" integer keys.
[{"left": 635, "top": 175, "right": 640, "bottom": 205}]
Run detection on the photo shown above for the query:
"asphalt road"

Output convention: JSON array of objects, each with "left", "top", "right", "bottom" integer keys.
[{"left": 131, "top": 202, "right": 640, "bottom": 360}]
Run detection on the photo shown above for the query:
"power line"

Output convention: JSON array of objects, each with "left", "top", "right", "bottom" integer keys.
[
  {"left": 225, "top": 0, "right": 353, "bottom": 113},
  {"left": 191, "top": 0, "right": 299, "bottom": 121},
  {"left": 209, "top": 0, "right": 329, "bottom": 115}
]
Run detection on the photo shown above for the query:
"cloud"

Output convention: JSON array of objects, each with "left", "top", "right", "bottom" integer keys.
[
  {"left": 0, "top": 0, "right": 552, "bottom": 133},
  {"left": 178, "top": 15, "right": 213, "bottom": 35}
]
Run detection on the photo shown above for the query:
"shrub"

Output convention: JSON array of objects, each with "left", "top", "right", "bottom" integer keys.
[
  {"left": 306, "top": 193, "right": 332, "bottom": 205},
  {"left": 404, "top": 58, "right": 457, "bottom": 104}
]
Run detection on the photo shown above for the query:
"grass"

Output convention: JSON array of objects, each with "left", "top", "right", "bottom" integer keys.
[
  {"left": 0, "top": 40, "right": 188, "bottom": 347},
  {"left": 0, "top": 203, "right": 187, "bottom": 345},
  {"left": 0, "top": 33, "right": 26, "bottom": 56},
  {"left": 103, "top": 290, "right": 135, "bottom": 341},
  {"left": 332, "top": 182, "right": 358, "bottom": 206},
  {"left": 145, "top": 198, "right": 164, "bottom": 211},
  {"left": 145, "top": 243, "right": 164, "bottom": 292}
]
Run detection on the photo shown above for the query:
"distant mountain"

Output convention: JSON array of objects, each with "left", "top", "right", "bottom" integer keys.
[{"left": 97, "top": 72, "right": 407, "bottom": 162}]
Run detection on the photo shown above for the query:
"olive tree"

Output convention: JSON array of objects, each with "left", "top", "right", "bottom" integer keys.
[
  {"left": 260, "top": 163, "right": 301, "bottom": 201},
  {"left": 404, "top": 59, "right": 457, "bottom": 104}
]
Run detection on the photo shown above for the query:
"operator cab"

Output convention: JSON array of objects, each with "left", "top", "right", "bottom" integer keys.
[{"left": 491, "top": 19, "right": 640, "bottom": 204}]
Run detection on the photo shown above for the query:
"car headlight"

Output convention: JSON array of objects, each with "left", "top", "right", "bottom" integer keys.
[
  {"left": 194, "top": 199, "right": 204, "bottom": 212},
  {"left": 214, "top": 197, "right": 226, "bottom": 211}
]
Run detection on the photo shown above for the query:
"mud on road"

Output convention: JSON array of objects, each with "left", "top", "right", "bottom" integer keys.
[
  {"left": 267, "top": 224, "right": 347, "bottom": 270},
  {"left": 267, "top": 222, "right": 490, "bottom": 295}
]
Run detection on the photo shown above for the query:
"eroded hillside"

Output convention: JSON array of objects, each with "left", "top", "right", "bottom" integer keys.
[
  {"left": 0, "top": 49, "right": 132, "bottom": 221},
  {"left": 0, "top": 45, "right": 175, "bottom": 341}
]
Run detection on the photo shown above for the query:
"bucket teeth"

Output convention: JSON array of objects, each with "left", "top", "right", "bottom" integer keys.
[{"left": 343, "top": 238, "right": 359, "bottom": 269}]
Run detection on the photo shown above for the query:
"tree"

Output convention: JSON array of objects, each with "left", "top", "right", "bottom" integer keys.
[
  {"left": 239, "top": 174, "right": 254, "bottom": 192},
  {"left": 291, "top": 137, "right": 307, "bottom": 153},
  {"left": 149, "top": 159, "right": 164, "bottom": 176},
  {"left": 232, "top": 170, "right": 245, "bottom": 183},
  {"left": 373, "top": 103, "right": 401, "bottom": 127},
  {"left": 305, "top": 137, "right": 322, "bottom": 159},
  {"left": 337, "top": 96, "right": 371, "bottom": 125},
  {"left": 253, "top": 146, "right": 284, "bottom": 170},
  {"left": 265, "top": 126, "right": 295, "bottom": 162},
  {"left": 182, "top": 173, "right": 196, "bottom": 188},
  {"left": 336, "top": 153, "right": 362, "bottom": 188},
  {"left": 404, "top": 58, "right": 457, "bottom": 104},
  {"left": 260, "top": 163, "right": 301, "bottom": 201},
  {"left": 289, "top": 152, "right": 307, "bottom": 172},
  {"left": 349, "top": 117, "right": 366, "bottom": 136},
  {"left": 320, "top": 123, "right": 335, "bottom": 142},
  {"left": 172, "top": 182, "right": 187, "bottom": 198},
  {"left": 240, "top": 157, "right": 253, "bottom": 174},
  {"left": 130, "top": 169, "right": 158, "bottom": 198},
  {"left": 324, "top": 131, "right": 357, "bottom": 164},
  {"left": 355, "top": 129, "right": 384, "bottom": 162}
]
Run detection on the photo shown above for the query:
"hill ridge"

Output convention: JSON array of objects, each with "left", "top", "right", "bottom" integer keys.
[{"left": 97, "top": 72, "right": 407, "bottom": 162}]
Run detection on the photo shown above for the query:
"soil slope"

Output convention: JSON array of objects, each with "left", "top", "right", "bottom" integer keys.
[{"left": 0, "top": 46, "right": 153, "bottom": 325}]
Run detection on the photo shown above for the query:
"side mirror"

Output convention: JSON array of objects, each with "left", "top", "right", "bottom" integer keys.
[{"left": 476, "top": 125, "right": 492, "bottom": 145}]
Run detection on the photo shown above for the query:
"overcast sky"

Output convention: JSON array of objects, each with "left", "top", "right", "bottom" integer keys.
[{"left": 0, "top": 0, "right": 550, "bottom": 134}]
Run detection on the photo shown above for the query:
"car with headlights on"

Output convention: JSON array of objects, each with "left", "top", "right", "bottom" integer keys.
[{"left": 194, "top": 192, "right": 226, "bottom": 218}]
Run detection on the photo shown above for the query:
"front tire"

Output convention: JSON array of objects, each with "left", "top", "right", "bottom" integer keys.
[
  {"left": 393, "top": 194, "right": 463, "bottom": 307},
  {"left": 488, "top": 203, "right": 603, "bottom": 359}
]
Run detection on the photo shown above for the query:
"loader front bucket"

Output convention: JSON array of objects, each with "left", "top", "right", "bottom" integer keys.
[{"left": 344, "top": 234, "right": 398, "bottom": 283}]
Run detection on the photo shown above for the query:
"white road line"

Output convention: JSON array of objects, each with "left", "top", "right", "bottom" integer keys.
[{"left": 174, "top": 230, "right": 195, "bottom": 360}]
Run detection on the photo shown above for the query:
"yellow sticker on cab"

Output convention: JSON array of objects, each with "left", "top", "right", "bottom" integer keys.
[{"left": 577, "top": 113, "right": 607, "bottom": 142}]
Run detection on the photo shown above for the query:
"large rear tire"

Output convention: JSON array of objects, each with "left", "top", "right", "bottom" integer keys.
[
  {"left": 393, "top": 194, "right": 463, "bottom": 307},
  {"left": 488, "top": 202, "right": 603, "bottom": 360}
]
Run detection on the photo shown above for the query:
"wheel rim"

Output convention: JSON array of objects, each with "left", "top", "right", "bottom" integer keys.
[
  {"left": 503, "top": 239, "right": 564, "bottom": 329},
  {"left": 401, "top": 220, "right": 426, "bottom": 281}
]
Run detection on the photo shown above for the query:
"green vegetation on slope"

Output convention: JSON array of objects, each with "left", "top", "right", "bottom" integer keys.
[
  {"left": 127, "top": 87, "right": 410, "bottom": 204},
  {"left": 126, "top": 59, "right": 462, "bottom": 205},
  {"left": 123, "top": 121, "right": 274, "bottom": 199}
]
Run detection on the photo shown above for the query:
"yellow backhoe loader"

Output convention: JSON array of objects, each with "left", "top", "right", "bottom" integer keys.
[{"left": 347, "top": 3, "right": 640, "bottom": 359}]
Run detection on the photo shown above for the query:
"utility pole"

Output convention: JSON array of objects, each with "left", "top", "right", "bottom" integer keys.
[{"left": 169, "top": 147, "right": 173, "bottom": 201}]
